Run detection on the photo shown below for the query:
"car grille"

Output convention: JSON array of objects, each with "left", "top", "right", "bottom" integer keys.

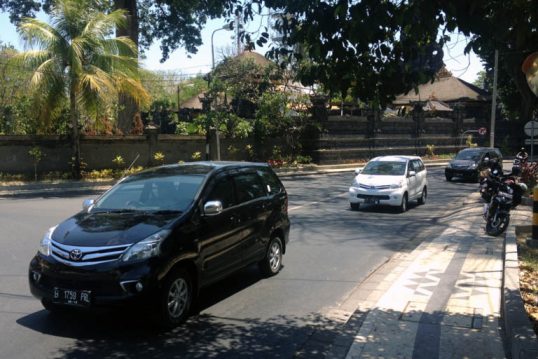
[
  {"left": 359, "top": 184, "right": 391, "bottom": 190},
  {"left": 357, "top": 194, "right": 391, "bottom": 200},
  {"left": 51, "top": 240, "right": 130, "bottom": 267}
]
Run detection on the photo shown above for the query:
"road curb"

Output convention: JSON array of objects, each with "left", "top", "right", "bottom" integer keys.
[
  {"left": 502, "top": 225, "right": 538, "bottom": 359},
  {"left": 0, "top": 160, "right": 450, "bottom": 197}
]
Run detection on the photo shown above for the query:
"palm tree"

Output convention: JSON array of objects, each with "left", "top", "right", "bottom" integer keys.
[{"left": 15, "top": 0, "right": 150, "bottom": 179}]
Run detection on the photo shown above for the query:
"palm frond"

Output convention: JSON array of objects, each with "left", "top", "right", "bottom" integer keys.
[{"left": 18, "top": 18, "right": 68, "bottom": 53}]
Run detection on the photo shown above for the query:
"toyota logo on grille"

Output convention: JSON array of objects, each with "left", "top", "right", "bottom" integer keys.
[{"left": 69, "top": 249, "right": 83, "bottom": 261}]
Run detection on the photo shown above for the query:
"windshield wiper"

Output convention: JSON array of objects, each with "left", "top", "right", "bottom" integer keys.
[{"left": 146, "top": 210, "right": 183, "bottom": 215}]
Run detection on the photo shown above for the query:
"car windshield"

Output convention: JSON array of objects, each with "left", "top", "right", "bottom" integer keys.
[
  {"left": 455, "top": 150, "right": 482, "bottom": 161},
  {"left": 361, "top": 161, "right": 407, "bottom": 176},
  {"left": 93, "top": 174, "right": 205, "bottom": 212}
]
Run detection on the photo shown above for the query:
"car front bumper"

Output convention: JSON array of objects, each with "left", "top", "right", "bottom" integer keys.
[
  {"left": 28, "top": 254, "right": 160, "bottom": 308},
  {"left": 348, "top": 186, "right": 404, "bottom": 207},
  {"left": 445, "top": 167, "right": 478, "bottom": 178}
]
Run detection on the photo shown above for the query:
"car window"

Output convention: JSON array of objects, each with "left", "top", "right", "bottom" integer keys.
[
  {"left": 95, "top": 175, "right": 204, "bottom": 212},
  {"left": 234, "top": 172, "right": 266, "bottom": 204},
  {"left": 257, "top": 168, "right": 283, "bottom": 194},
  {"left": 407, "top": 161, "right": 415, "bottom": 173},
  {"left": 455, "top": 150, "right": 481, "bottom": 161},
  {"left": 206, "top": 176, "right": 235, "bottom": 209},
  {"left": 362, "top": 161, "right": 407, "bottom": 176},
  {"left": 411, "top": 160, "right": 423, "bottom": 172}
]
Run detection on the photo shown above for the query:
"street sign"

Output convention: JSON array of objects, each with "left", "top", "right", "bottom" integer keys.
[
  {"left": 525, "top": 139, "right": 538, "bottom": 145},
  {"left": 524, "top": 120, "right": 538, "bottom": 136},
  {"left": 478, "top": 127, "right": 487, "bottom": 136}
]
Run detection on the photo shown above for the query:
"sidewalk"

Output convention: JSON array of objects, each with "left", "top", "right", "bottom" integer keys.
[{"left": 314, "top": 194, "right": 536, "bottom": 359}]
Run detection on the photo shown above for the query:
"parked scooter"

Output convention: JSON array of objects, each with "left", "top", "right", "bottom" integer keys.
[
  {"left": 483, "top": 175, "right": 527, "bottom": 236},
  {"left": 479, "top": 157, "right": 504, "bottom": 202}
]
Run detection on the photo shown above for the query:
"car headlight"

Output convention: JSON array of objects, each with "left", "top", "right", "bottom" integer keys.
[
  {"left": 446, "top": 162, "right": 452, "bottom": 169},
  {"left": 470, "top": 163, "right": 477, "bottom": 169},
  {"left": 39, "top": 226, "right": 57, "bottom": 256},
  {"left": 352, "top": 178, "right": 360, "bottom": 187},
  {"left": 121, "top": 229, "right": 171, "bottom": 262},
  {"left": 390, "top": 181, "right": 403, "bottom": 189}
]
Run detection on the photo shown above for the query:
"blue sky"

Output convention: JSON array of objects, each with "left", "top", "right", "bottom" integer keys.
[{"left": 0, "top": 12, "right": 483, "bottom": 83}]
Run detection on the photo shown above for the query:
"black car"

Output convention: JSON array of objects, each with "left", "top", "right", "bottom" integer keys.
[
  {"left": 29, "top": 162, "right": 290, "bottom": 326},
  {"left": 445, "top": 147, "right": 503, "bottom": 182}
]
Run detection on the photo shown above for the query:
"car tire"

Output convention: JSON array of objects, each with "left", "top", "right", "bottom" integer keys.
[
  {"left": 259, "top": 236, "right": 283, "bottom": 277},
  {"left": 445, "top": 174, "right": 452, "bottom": 181},
  {"left": 399, "top": 193, "right": 408, "bottom": 213},
  {"left": 417, "top": 187, "right": 427, "bottom": 205},
  {"left": 473, "top": 172, "right": 480, "bottom": 183},
  {"left": 350, "top": 202, "right": 360, "bottom": 211},
  {"left": 159, "top": 268, "right": 193, "bottom": 328}
]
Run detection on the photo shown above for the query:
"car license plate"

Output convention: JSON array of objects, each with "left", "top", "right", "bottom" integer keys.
[
  {"left": 364, "top": 198, "right": 379, "bottom": 204},
  {"left": 53, "top": 287, "right": 91, "bottom": 306}
]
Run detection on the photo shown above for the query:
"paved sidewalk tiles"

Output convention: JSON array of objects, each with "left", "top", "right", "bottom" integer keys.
[{"left": 311, "top": 193, "right": 533, "bottom": 359}]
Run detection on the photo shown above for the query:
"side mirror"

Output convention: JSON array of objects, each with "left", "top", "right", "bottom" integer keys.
[
  {"left": 408, "top": 171, "right": 416, "bottom": 177},
  {"left": 204, "top": 201, "right": 223, "bottom": 216},
  {"left": 82, "top": 199, "right": 95, "bottom": 211},
  {"left": 354, "top": 168, "right": 362, "bottom": 175}
]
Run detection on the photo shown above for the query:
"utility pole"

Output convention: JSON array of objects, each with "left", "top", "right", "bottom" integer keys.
[
  {"left": 177, "top": 85, "right": 180, "bottom": 116},
  {"left": 490, "top": 49, "right": 499, "bottom": 147}
]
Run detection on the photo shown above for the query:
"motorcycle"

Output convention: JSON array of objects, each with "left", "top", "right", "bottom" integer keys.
[
  {"left": 479, "top": 167, "right": 502, "bottom": 202},
  {"left": 483, "top": 176, "right": 527, "bottom": 236}
]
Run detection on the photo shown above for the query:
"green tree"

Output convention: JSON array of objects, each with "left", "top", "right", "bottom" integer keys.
[
  {"left": 234, "top": 1, "right": 536, "bottom": 124},
  {"left": 14, "top": 0, "right": 149, "bottom": 178},
  {"left": 437, "top": 0, "right": 538, "bottom": 129},
  {"left": 210, "top": 54, "right": 281, "bottom": 117},
  {"left": 1, "top": 0, "right": 238, "bottom": 133}
]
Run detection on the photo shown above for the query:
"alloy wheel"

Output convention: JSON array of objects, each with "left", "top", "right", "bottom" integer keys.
[
  {"left": 167, "top": 277, "right": 189, "bottom": 319},
  {"left": 268, "top": 241, "right": 282, "bottom": 272}
]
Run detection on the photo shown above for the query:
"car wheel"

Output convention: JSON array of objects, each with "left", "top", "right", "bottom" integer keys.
[
  {"left": 399, "top": 193, "right": 408, "bottom": 213},
  {"left": 350, "top": 202, "right": 360, "bottom": 211},
  {"left": 259, "top": 236, "right": 283, "bottom": 276},
  {"left": 445, "top": 174, "right": 452, "bottom": 181},
  {"left": 473, "top": 172, "right": 480, "bottom": 183},
  {"left": 159, "top": 268, "right": 193, "bottom": 327},
  {"left": 417, "top": 187, "right": 427, "bottom": 205}
]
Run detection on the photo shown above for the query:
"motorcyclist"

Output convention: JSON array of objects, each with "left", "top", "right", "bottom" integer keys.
[
  {"left": 516, "top": 147, "right": 529, "bottom": 164},
  {"left": 483, "top": 156, "right": 503, "bottom": 176}
]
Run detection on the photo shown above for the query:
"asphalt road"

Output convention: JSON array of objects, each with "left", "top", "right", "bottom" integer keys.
[{"left": 0, "top": 167, "right": 479, "bottom": 358}]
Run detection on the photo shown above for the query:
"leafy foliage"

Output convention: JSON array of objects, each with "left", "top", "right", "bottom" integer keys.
[
  {"left": 235, "top": 1, "right": 446, "bottom": 107},
  {"left": 0, "top": 0, "right": 238, "bottom": 60},
  {"left": 13, "top": 0, "right": 150, "bottom": 178}
]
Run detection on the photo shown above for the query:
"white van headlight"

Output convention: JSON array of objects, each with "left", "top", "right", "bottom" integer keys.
[{"left": 390, "top": 181, "right": 403, "bottom": 189}]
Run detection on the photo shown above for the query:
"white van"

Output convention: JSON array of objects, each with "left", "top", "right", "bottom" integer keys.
[{"left": 348, "top": 156, "right": 428, "bottom": 212}]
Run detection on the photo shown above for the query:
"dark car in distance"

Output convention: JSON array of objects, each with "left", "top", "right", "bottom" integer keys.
[
  {"left": 29, "top": 162, "right": 290, "bottom": 326},
  {"left": 445, "top": 147, "right": 503, "bottom": 182}
]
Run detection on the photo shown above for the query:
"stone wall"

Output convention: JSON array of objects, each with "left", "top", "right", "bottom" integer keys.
[{"left": 0, "top": 134, "right": 284, "bottom": 175}]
